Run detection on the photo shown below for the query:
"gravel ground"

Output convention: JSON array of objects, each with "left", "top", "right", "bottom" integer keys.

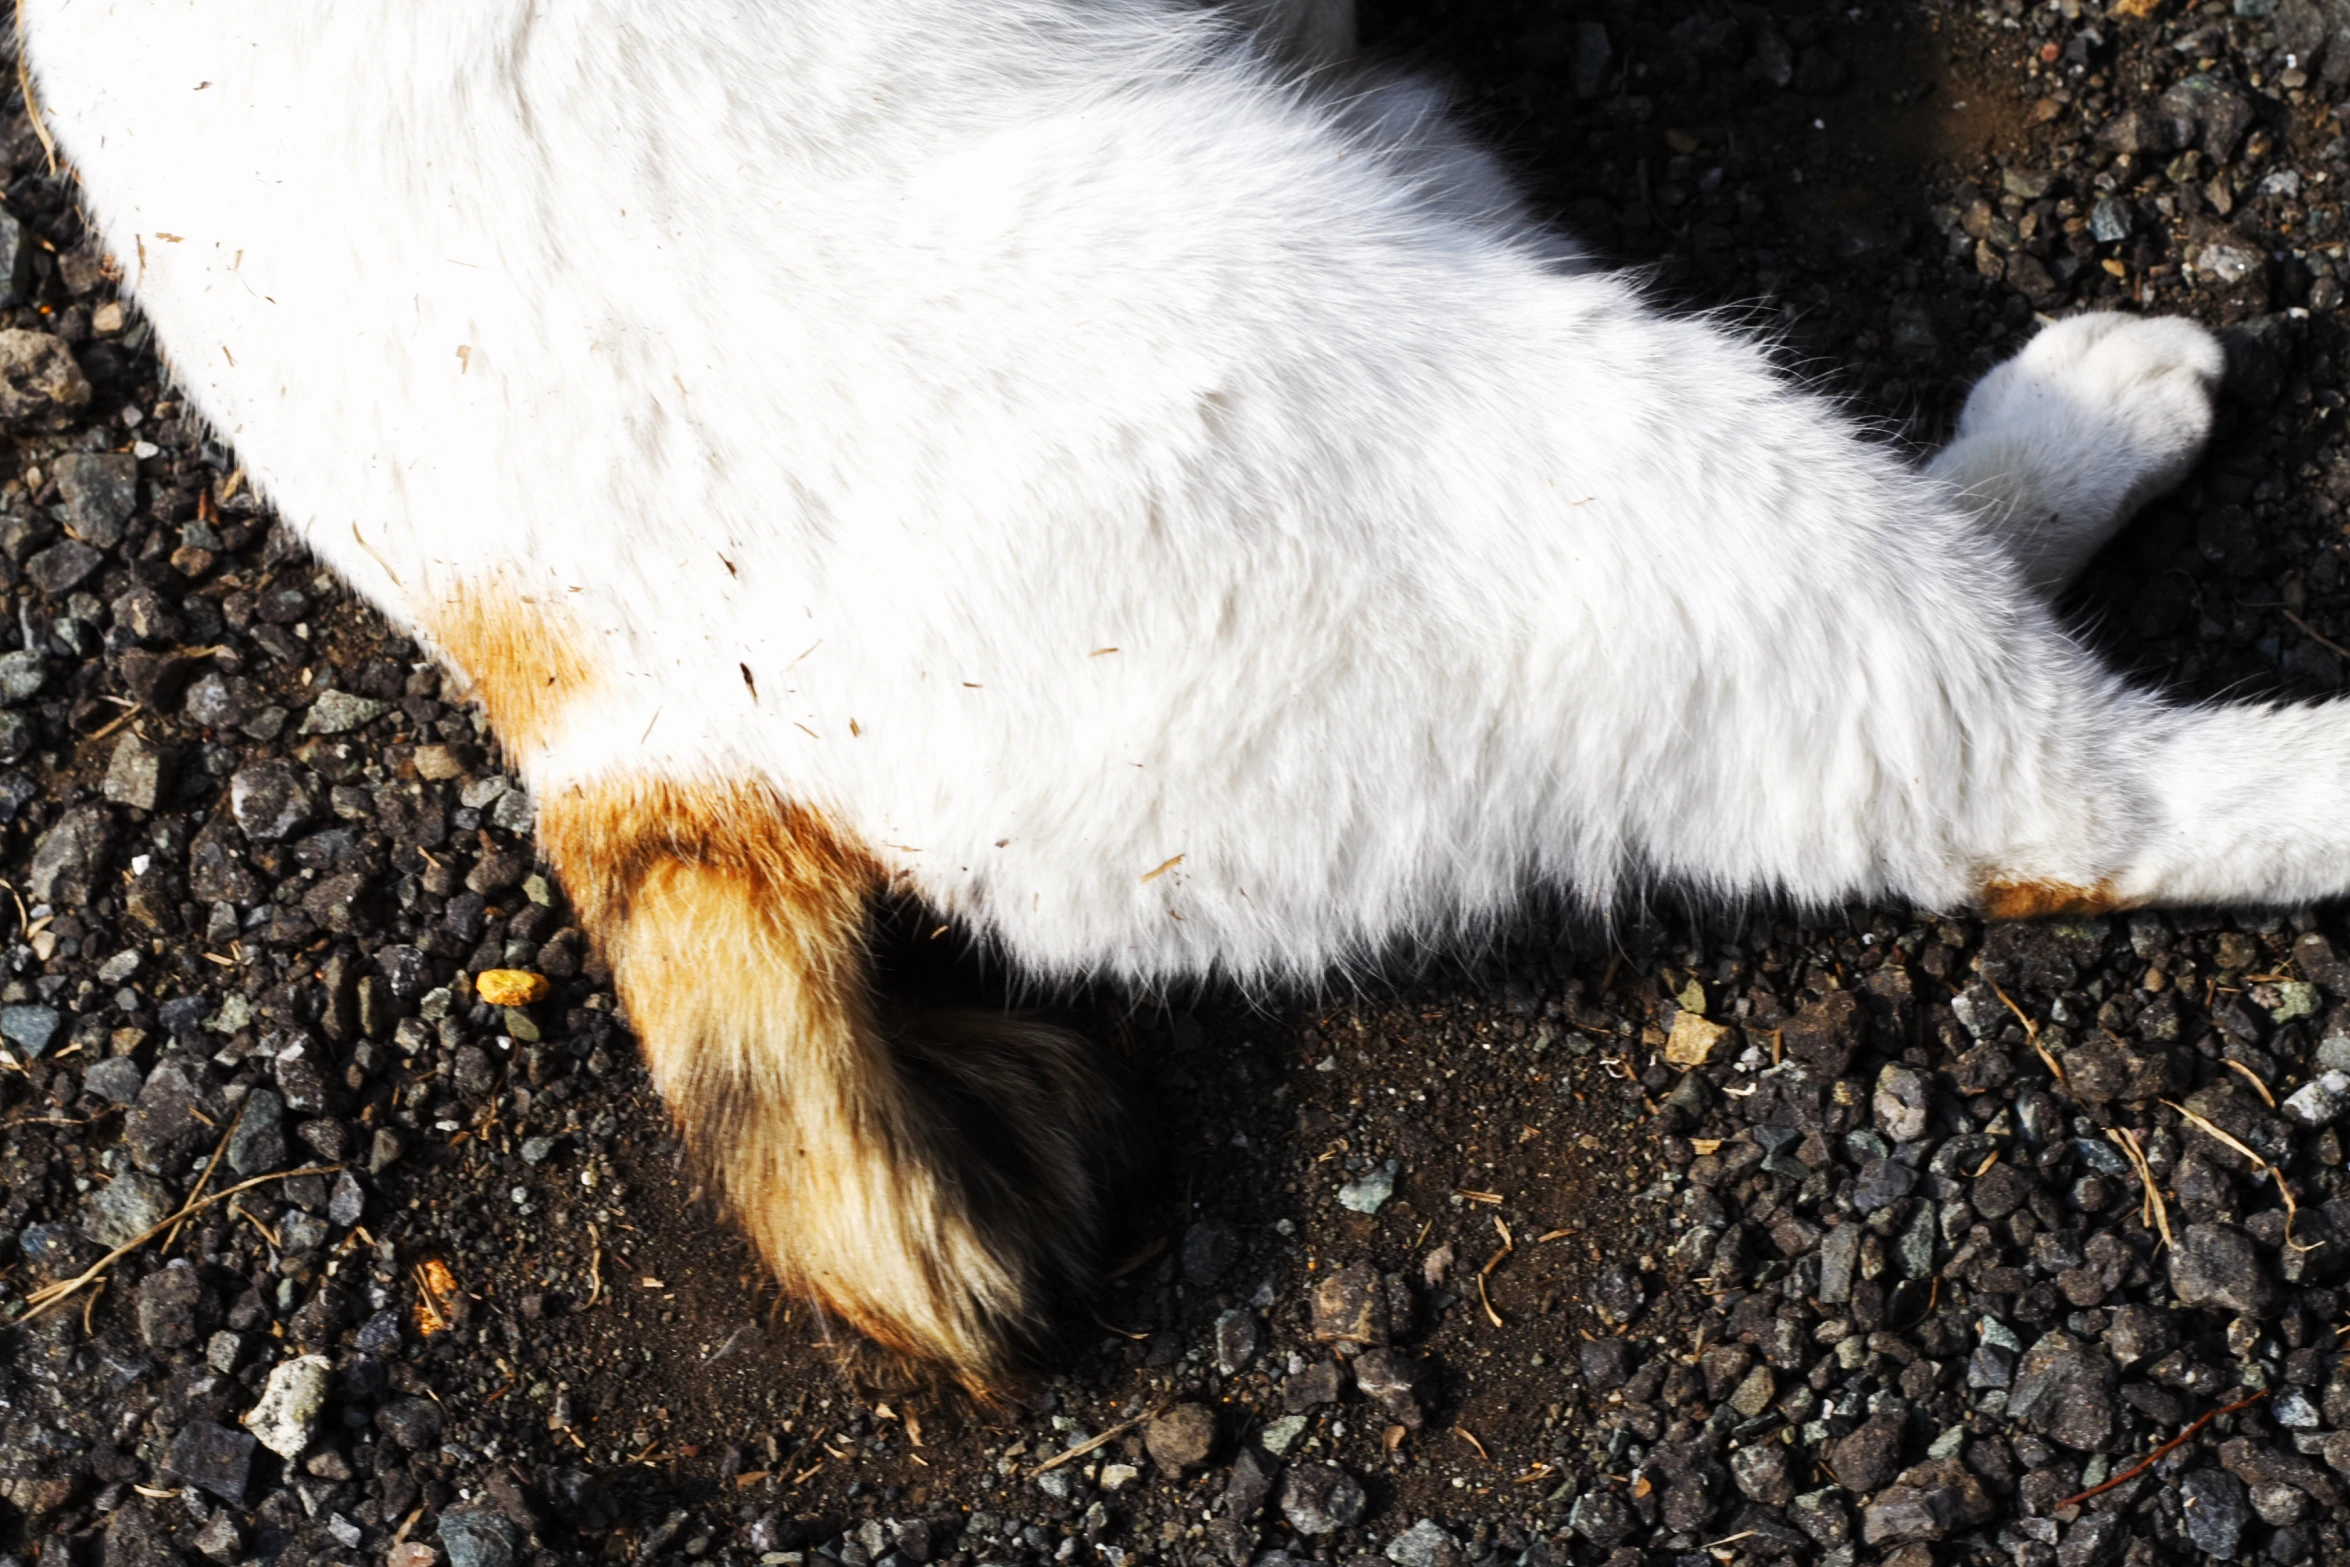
[{"left": 8, "top": 3, "right": 2350, "bottom": 1566}]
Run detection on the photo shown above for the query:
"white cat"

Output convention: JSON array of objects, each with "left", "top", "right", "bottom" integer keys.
[{"left": 19, "top": 0, "right": 2275, "bottom": 1389}]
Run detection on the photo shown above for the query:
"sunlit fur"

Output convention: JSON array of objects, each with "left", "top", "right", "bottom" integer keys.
[{"left": 19, "top": 0, "right": 2298, "bottom": 1386}]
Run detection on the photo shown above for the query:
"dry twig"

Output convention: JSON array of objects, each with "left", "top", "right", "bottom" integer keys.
[
  {"left": 1029, "top": 1402, "right": 1169, "bottom": 1478},
  {"left": 18, "top": 1165, "right": 341, "bottom": 1322},
  {"left": 2105, "top": 1127, "right": 2174, "bottom": 1252},
  {"left": 1478, "top": 1215, "right": 1514, "bottom": 1329},
  {"left": 1988, "top": 980, "right": 2068, "bottom": 1092},
  {"left": 2165, "top": 1100, "right": 2317, "bottom": 1251},
  {"left": 2056, "top": 1390, "right": 2268, "bottom": 1509}
]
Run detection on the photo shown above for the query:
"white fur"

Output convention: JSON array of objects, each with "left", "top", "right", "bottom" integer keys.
[
  {"left": 1927, "top": 313, "right": 2226, "bottom": 593},
  {"left": 18, "top": 0, "right": 2329, "bottom": 994}
]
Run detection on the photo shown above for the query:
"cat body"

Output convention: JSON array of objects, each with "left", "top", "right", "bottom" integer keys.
[{"left": 19, "top": 0, "right": 2292, "bottom": 1385}]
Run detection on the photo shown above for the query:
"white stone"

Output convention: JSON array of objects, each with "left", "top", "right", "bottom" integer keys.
[{"left": 244, "top": 1353, "right": 334, "bottom": 1458}]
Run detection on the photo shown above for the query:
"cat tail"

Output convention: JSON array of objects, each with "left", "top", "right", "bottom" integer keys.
[{"left": 537, "top": 775, "right": 1116, "bottom": 1394}]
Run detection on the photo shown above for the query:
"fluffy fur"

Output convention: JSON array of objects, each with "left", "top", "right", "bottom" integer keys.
[{"left": 14, "top": 0, "right": 2307, "bottom": 1384}]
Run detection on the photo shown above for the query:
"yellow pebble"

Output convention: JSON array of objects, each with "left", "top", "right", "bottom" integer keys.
[{"left": 475, "top": 969, "right": 550, "bottom": 1006}]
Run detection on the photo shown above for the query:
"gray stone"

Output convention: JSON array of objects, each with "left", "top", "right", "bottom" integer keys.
[
  {"left": 299, "top": 689, "right": 392, "bottom": 735},
  {"left": 190, "top": 1510, "right": 244, "bottom": 1563},
  {"left": 280, "top": 1210, "right": 329, "bottom": 1253},
  {"left": 2248, "top": 1481, "right": 2306, "bottom": 1525},
  {"left": 244, "top": 1353, "right": 333, "bottom": 1458},
  {"left": 1278, "top": 1464, "right": 1366, "bottom": 1535},
  {"left": 2196, "top": 237, "right": 2264, "bottom": 287},
  {"left": 1259, "top": 1414, "right": 1308, "bottom": 1457},
  {"left": 227, "top": 1088, "right": 287, "bottom": 1177},
  {"left": 491, "top": 784, "right": 536, "bottom": 833},
  {"left": 2059, "top": 1513, "right": 2127, "bottom": 1567},
  {"left": 1852, "top": 1156, "right": 1918, "bottom": 1212},
  {"left": 2008, "top": 1331, "right": 2119, "bottom": 1451},
  {"left": 1825, "top": 1412, "right": 1906, "bottom": 1494},
  {"left": 30, "top": 803, "right": 113, "bottom": 904},
  {"left": 101, "top": 732, "right": 174, "bottom": 811},
  {"left": 110, "top": 586, "right": 183, "bottom": 644},
  {"left": 438, "top": 1507, "right": 522, "bottom": 1567},
  {"left": 2180, "top": 1468, "right": 2249, "bottom": 1559},
  {"left": 0, "top": 648, "right": 45, "bottom": 703},
  {"left": 183, "top": 672, "right": 255, "bottom": 728},
  {"left": 0, "top": 1002, "right": 61, "bottom": 1058},
  {"left": 2088, "top": 197, "right": 2133, "bottom": 244},
  {"left": 1790, "top": 1490, "right": 1851, "bottom": 1548},
  {"left": 2217, "top": 1434, "right": 2343, "bottom": 1510},
  {"left": 1966, "top": 1345, "right": 2015, "bottom": 1389},
  {"left": 1568, "top": 1489, "right": 1635, "bottom": 1547},
  {"left": 230, "top": 759, "right": 317, "bottom": 840},
  {"left": 0, "top": 213, "right": 32, "bottom": 308},
  {"left": 1144, "top": 1403, "right": 1216, "bottom": 1470},
  {"left": 164, "top": 1420, "right": 255, "bottom": 1505},
  {"left": 1732, "top": 1443, "right": 1796, "bottom": 1506},
  {"left": 1578, "top": 1336, "right": 1634, "bottom": 1390},
  {"left": 375, "top": 1395, "right": 444, "bottom": 1450},
  {"left": 79, "top": 1172, "right": 176, "bottom": 1248},
  {"left": 2321, "top": 1031, "right": 2350, "bottom": 1074},
  {"left": 1353, "top": 1347, "right": 1423, "bottom": 1429},
  {"left": 1220, "top": 1446, "right": 1278, "bottom": 1522},
  {"left": 328, "top": 1170, "right": 366, "bottom": 1227},
  {"left": 26, "top": 538, "right": 100, "bottom": 595},
  {"left": 1383, "top": 1520, "right": 1461, "bottom": 1567},
  {"left": 1874, "top": 1064, "right": 1932, "bottom": 1141},
  {"left": 2282, "top": 1070, "right": 2350, "bottom": 1128},
  {"left": 1818, "top": 1221, "right": 1862, "bottom": 1303},
  {"left": 1214, "top": 1308, "right": 1260, "bottom": 1376},
  {"left": 1590, "top": 1262, "right": 1644, "bottom": 1326},
  {"left": 54, "top": 452, "right": 138, "bottom": 548},
  {"left": 0, "top": 328, "right": 92, "bottom": 429},
  {"left": 84, "top": 1055, "right": 144, "bottom": 1104},
  {"left": 1336, "top": 1159, "right": 1397, "bottom": 1214},
  {"left": 136, "top": 1262, "right": 211, "bottom": 1349},
  {"left": 1281, "top": 1358, "right": 1344, "bottom": 1413},
  {"left": 1861, "top": 1458, "right": 1997, "bottom": 1545},
  {"left": 126, "top": 1060, "right": 214, "bottom": 1174},
  {"left": 1728, "top": 1361, "right": 1776, "bottom": 1417},
  {"left": 2171, "top": 1222, "right": 2274, "bottom": 1315},
  {"left": 103, "top": 1501, "right": 184, "bottom": 1567}
]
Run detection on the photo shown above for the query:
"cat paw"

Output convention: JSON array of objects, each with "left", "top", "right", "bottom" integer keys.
[{"left": 1957, "top": 312, "right": 2224, "bottom": 522}]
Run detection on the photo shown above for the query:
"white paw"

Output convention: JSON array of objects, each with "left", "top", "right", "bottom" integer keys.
[{"left": 1955, "top": 312, "right": 2224, "bottom": 524}]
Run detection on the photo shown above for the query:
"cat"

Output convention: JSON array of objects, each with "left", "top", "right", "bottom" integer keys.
[{"left": 18, "top": 0, "right": 2276, "bottom": 1392}]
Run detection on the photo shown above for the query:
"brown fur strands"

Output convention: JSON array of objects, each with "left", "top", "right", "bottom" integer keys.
[
  {"left": 1978, "top": 877, "right": 2125, "bottom": 921},
  {"left": 538, "top": 775, "right": 1116, "bottom": 1393}
]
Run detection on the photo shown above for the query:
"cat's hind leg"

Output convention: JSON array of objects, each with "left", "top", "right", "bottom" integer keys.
[
  {"left": 1925, "top": 314, "right": 2223, "bottom": 593},
  {"left": 536, "top": 775, "right": 1115, "bottom": 1393}
]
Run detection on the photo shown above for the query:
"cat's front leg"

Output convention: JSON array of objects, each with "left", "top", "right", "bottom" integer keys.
[{"left": 1925, "top": 313, "right": 2224, "bottom": 593}]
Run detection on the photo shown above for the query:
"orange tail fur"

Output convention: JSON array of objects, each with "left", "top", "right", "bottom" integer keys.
[{"left": 538, "top": 776, "right": 1113, "bottom": 1392}]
